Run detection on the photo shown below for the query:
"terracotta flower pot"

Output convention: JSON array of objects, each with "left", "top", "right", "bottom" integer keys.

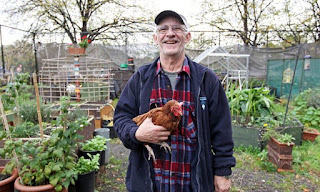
[
  {"left": 68, "top": 47, "right": 86, "bottom": 55},
  {"left": 0, "top": 167, "right": 18, "bottom": 192},
  {"left": 267, "top": 137, "right": 294, "bottom": 172},
  {"left": 302, "top": 128, "right": 320, "bottom": 142},
  {"left": 14, "top": 177, "right": 68, "bottom": 192}
]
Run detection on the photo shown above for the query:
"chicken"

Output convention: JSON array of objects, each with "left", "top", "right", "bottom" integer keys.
[{"left": 133, "top": 100, "right": 183, "bottom": 161}]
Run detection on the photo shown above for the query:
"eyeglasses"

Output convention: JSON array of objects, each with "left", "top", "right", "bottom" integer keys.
[{"left": 156, "top": 25, "right": 188, "bottom": 34}]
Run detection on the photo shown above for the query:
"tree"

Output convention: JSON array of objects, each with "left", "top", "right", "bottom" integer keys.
[
  {"left": 200, "top": 0, "right": 275, "bottom": 46},
  {"left": 269, "top": 0, "right": 318, "bottom": 47},
  {"left": 3, "top": 40, "right": 35, "bottom": 73},
  {"left": 2, "top": 0, "right": 152, "bottom": 44},
  {"left": 270, "top": 0, "right": 305, "bottom": 47},
  {"left": 304, "top": 0, "right": 320, "bottom": 42}
]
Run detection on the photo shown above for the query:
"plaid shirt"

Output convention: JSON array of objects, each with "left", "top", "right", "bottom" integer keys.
[{"left": 150, "top": 57, "right": 197, "bottom": 192}]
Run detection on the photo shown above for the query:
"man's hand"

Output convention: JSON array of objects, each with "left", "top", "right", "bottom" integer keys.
[
  {"left": 214, "top": 175, "right": 231, "bottom": 192},
  {"left": 135, "top": 117, "right": 170, "bottom": 144}
]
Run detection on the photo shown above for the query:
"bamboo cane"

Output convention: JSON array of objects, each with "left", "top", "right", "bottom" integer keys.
[{"left": 33, "top": 73, "right": 44, "bottom": 139}]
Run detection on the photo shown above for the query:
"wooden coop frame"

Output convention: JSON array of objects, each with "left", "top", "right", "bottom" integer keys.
[{"left": 39, "top": 56, "right": 114, "bottom": 103}]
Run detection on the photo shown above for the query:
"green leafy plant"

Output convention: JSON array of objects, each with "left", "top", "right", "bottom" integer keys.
[
  {"left": 0, "top": 96, "right": 89, "bottom": 191},
  {"left": 76, "top": 153, "right": 100, "bottom": 175},
  {"left": 292, "top": 88, "right": 320, "bottom": 128},
  {"left": 306, "top": 89, "right": 320, "bottom": 109},
  {"left": 248, "top": 78, "right": 266, "bottom": 88},
  {"left": 257, "top": 149, "right": 277, "bottom": 172},
  {"left": 276, "top": 133, "right": 295, "bottom": 146},
  {"left": 81, "top": 135, "right": 107, "bottom": 151},
  {"left": 10, "top": 121, "right": 39, "bottom": 138},
  {"left": 1, "top": 73, "right": 32, "bottom": 112},
  {"left": 226, "top": 83, "right": 275, "bottom": 122},
  {"left": 261, "top": 124, "right": 295, "bottom": 146},
  {"left": 18, "top": 99, "right": 52, "bottom": 124}
]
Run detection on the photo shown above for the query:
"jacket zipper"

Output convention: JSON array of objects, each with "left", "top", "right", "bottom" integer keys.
[{"left": 196, "top": 71, "right": 206, "bottom": 192}]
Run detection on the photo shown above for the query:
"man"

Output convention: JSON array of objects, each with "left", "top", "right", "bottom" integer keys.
[{"left": 114, "top": 10, "right": 236, "bottom": 192}]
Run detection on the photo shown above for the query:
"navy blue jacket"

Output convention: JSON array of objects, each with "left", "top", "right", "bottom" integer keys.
[{"left": 113, "top": 57, "right": 236, "bottom": 192}]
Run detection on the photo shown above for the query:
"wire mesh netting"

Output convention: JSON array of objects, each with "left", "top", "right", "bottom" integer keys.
[{"left": 39, "top": 55, "right": 114, "bottom": 103}]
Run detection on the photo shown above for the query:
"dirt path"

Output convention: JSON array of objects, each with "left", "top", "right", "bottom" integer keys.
[{"left": 98, "top": 140, "right": 318, "bottom": 192}]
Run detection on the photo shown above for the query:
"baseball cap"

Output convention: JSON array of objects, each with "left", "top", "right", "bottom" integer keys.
[{"left": 154, "top": 10, "right": 189, "bottom": 30}]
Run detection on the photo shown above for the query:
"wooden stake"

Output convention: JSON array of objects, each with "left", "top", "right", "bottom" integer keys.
[{"left": 33, "top": 73, "right": 44, "bottom": 139}]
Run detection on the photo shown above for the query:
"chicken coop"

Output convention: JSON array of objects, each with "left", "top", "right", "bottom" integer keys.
[{"left": 39, "top": 55, "right": 114, "bottom": 103}]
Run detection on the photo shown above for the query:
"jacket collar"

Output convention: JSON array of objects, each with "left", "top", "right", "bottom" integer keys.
[{"left": 155, "top": 57, "right": 191, "bottom": 77}]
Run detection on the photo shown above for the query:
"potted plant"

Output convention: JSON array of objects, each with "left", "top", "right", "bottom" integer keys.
[
  {"left": 262, "top": 126, "right": 295, "bottom": 172},
  {"left": 0, "top": 166, "right": 18, "bottom": 192},
  {"left": 302, "top": 127, "right": 320, "bottom": 142},
  {"left": 68, "top": 36, "right": 91, "bottom": 55},
  {"left": 75, "top": 153, "right": 100, "bottom": 192},
  {"left": 0, "top": 96, "right": 89, "bottom": 192},
  {"left": 78, "top": 135, "right": 107, "bottom": 185},
  {"left": 79, "top": 135, "right": 107, "bottom": 167}
]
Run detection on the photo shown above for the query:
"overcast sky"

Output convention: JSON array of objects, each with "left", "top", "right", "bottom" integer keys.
[{"left": 0, "top": 0, "right": 201, "bottom": 45}]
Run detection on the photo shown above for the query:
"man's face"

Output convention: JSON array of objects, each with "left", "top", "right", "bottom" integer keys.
[{"left": 153, "top": 17, "right": 191, "bottom": 58}]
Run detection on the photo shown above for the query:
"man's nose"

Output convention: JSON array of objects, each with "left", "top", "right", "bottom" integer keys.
[{"left": 166, "top": 27, "right": 175, "bottom": 36}]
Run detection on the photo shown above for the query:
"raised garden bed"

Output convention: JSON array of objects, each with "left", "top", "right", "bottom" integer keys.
[{"left": 232, "top": 118, "right": 303, "bottom": 150}]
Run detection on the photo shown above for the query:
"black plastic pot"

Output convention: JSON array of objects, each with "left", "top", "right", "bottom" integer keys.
[
  {"left": 76, "top": 171, "right": 95, "bottom": 192},
  {"left": 79, "top": 148, "right": 106, "bottom": 166},
  {"left": 101, "top": 120, "right": 117, "bottom": 138}
]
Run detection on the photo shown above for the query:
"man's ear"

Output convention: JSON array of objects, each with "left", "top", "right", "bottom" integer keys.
[
  {"left": 153, "top": 33, "right": 158, "bottom": 44},
  {"left": 185, "top": 32, "right": 191, "bottom": 43}
]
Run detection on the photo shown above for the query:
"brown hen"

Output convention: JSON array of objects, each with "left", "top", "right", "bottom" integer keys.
[{"left": 133, "top": 100, "right": 183, "bottom": 161}]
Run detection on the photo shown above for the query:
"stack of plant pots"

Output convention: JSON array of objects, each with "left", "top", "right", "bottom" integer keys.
[{"left": 267, "top": 137, "right": 294, "bottom": 172}]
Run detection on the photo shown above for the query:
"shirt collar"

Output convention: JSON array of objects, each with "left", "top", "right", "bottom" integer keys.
[{"left": 156, "top": 57, "right": 191, "bottom": 77}]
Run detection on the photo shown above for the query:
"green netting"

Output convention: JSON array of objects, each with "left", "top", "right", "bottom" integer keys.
[
  {"left": 267, "top": 59, "right": 320, "bottom": 98},
  {"left": 266, "top": 60, "right": 283, "bottom": 97},
  {"left": 301, "top": 59, "right": 320, "bottom": 91}
]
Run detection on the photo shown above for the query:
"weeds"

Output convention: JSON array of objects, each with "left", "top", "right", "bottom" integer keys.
[
  {"left": 234, "top": 136, "right": 320, "bottom": 191},
  {"left": 98, "top": 155, "right": 126, "bottom": 192}
]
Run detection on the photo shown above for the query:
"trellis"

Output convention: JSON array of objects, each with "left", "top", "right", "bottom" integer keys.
[{"left": 39, "top": 55, "right": 114, "bottom": 103}]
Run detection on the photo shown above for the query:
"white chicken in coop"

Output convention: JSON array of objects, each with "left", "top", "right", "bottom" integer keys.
[{"left": 66, "top": 84, "right": 76, "bottom": 94}]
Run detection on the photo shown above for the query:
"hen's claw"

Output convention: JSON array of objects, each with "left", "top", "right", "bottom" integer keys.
[
  {"left": 145, "top": 144, "right": 156, "bottom": 162},
  {"left": 160, "top": 142, "right": 172, "bottom": 153}
]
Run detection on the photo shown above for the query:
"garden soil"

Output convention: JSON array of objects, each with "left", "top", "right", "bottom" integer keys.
[{"left": 98, "top": 140, "right": 318, "bottom": 192}]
